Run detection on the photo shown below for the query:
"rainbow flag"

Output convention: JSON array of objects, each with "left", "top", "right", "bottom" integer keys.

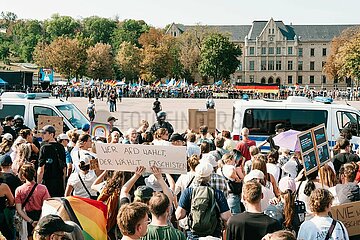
[{"left": 41, "top": 197, "right": 108, "bottom": 240}]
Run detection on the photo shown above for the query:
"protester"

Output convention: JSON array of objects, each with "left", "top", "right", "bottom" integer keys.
[
  {"left": 117, "top": 202, "right": 150, "bottom": 240},
  {"left": 12, "top": 143, "right": 31, "bottom": 175},
  {"left": 297, "top": 188, "right": 349, "bottom": 240},
  {"left": 209, "top": 136, "right": 229, "bottom": 161},
  {"left": 0, "top": 162, "right": 15, "bottom": 240},
  {"left": 222, "top": 130, "right": 235, "bottom": 151},
  {"left": 63, "top": 221, "right": 84, "bottom": 240},
  {"left": 0, "top": 133, "right": 13, "bottom": 155},
  {"left": 37, "top": 125, "right": 66, "bottom": 197},
  {"left": 142, "top": 192, "right": 186, "bottom": 240},
  {"left": 196, "top": 125, "right": 215, "bottom": 151},
  {"left": 15, "top": 163, "right": 50, "bottom": 239},
  {"left": 235, "top": 127, "right": 256, "bottom": 161},
  {"left": 267, "top": 150, "right": 282, "bottom": 183},
  {"left": 32, "top": 214, "right": 74, "bottom": 240},
  {"left": 262, "top": 230, "right": 296, "bottom": 240},
  {"left": 278, "top": 148, "right": 291, "bottom": 168},
  {"left": 332, "top": 138, "right": 359, "bottom": 174},
  {"left": 57, "top": 133, "right": 72, "bottom": 177},
  {"left": 260, "top": 123, "right": 285, "bottom": 151},
  {"left": 174, "top": 155, "right": 199, "bottom": 196},
  {"left": 152, "top": 128, "right": 170, "bottom": 146},
  {"left": 110, "top": 131, "right": 121, "bottom": 143},
  {"left": 186, "top": 132, "right": 201, "bottom": 157},
  {"left": 252, "top": 155, "right": 280, "bottom": 197},
  {"left": 122, "top": 128, "right": 137, "bottom": 144},
  {"left": 169, "top": 133, "right": 185, "bottom": 146},
  {"left": 2, "top": 116, "right": 17, "bottom": 140},
  {"left": 136, "top": 120, "right": 149, "bottom": 144},
  {"left": 244, "top": 145, "right": 260, "bottom": 174},
  {"left": 226, "top": 180, "right": 280, "bottom": 240}
]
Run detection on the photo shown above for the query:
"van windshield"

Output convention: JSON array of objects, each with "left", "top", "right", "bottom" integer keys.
[{"left": 56, "top": 104, "right": 89, "bottom": 129}]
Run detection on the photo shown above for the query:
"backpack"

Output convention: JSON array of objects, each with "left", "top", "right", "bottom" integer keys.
[{"left": 188, "top": 186, "right": 218, "bottom": 237}]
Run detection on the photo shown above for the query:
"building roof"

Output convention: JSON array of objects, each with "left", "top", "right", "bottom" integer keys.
[{"left": 174, "top": 20, "right": 358, "bottom": 42}]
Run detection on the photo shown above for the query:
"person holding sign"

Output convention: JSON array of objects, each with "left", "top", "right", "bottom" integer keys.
[{"left": 297, "top": 189, "right": 349, "bottom": 240}]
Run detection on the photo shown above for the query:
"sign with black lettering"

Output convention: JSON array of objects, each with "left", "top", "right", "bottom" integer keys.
[
  {"left": 331, "top": 201, "right": 360, "bottom": 236},
  {"left": 95, "top": 143, "right": 187, "bottom": 174}
]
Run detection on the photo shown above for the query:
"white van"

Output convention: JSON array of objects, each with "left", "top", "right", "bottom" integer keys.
[
  {"left": 0, "top": 92, "right": 89, "bottom": 133},
  {"left": 232, "top": 96, "right": 360, "bottom": 151}
]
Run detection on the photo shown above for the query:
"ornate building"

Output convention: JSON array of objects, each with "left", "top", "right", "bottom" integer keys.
[{"left": 166, "top": 18, "right": 357, "bottom": 89}]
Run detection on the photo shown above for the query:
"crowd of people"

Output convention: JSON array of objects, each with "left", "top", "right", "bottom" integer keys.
[{"left": 0, "top": 100, "right": 359, "bottom": 240}]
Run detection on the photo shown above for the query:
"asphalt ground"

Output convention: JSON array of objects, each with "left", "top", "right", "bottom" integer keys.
[{"left": 67, "top": 96, "right": 360, "bottom": 134}]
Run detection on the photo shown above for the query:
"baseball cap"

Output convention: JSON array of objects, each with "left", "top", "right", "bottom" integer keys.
[
  {"left": 244, "top": 169, "right": 265, "bottom": 183},
  {"left": 134, "top": 185, "right": 154, "bottom": 200},
  {"left": 195, "top": 163, "right": 213, "bottom": 178},
  {"left": 0, "top": 154, "right": 12, "bottom": 166},
  {"left": 144, "top": 174, "right": 163, "bottom": 192},
  {"left": 39, "top": 125, "right": 56, "bottom": 134},
  {"left": 1, "top": 133, "right": 13, "bottom": 141},
  {"left": 80, "top": 153, "right": 93, "bottom": 166},
  {"left": 107, "top": 116, "right": 118, "bottom": 122},
  {"left": 278, "top": 176, "right": 296, "bottom": 193},
  {"left": 57, "top": 133, "right": 69, "bottom": 141},
  {"left": 275, "top": 123, "right": 285, "bottom": 131},
  {"left": 200, "top": 154, "right": 218, "bottom": 168},
  {"left": 82, "top": 123, "right": 90, "bottom": 131},
  {"left": 37, "top": 214, "right": 74, "bottom": 235},
  {"left": 169, "top": 133, "right": 185, "bottom": 142}
]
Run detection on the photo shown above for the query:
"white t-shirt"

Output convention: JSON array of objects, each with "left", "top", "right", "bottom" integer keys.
[
  {"left": 174, "top": 172, "right": 196, "bottom": 195},
  {"left": 68, "top": 171, "right": 98, "bottom": 198},
  {"left": 266, "top": 163, "right": 281, "bottom": 184},
  {"left": 152, "top": 139, "right": 170, "bottom": 146},
  {"left": 298, "top": 216, "right": 349, "bottom": 240}
]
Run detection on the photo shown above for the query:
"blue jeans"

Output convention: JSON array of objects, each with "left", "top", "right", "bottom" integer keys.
[
  {"left": 227, "top": 193, "right": 241, "bottom": 214},
  {"left": 109, "top": 101, "right": 115, "bottom": 112}
]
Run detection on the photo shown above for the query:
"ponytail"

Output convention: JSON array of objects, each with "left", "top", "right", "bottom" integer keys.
[{"left": 282, "top": 190, "right": 295, "bottom": 229}]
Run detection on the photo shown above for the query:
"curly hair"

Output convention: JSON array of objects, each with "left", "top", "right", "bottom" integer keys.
[
  {"left": 309, "top": 188, "right": 334, "bottom": 213},
  {"left": 339, "top": 162, "right": 358, "bottom": 183},
  {"left": 103, "top": 171, "right": 125, "bottom": 195}
]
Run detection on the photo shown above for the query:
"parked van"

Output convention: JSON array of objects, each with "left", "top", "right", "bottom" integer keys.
[
  {"left": 0, "top": 92, "right": 89, "bottom": 133},
  {"left": 232, "top": 96, "right": 360, "bottom": 150}
]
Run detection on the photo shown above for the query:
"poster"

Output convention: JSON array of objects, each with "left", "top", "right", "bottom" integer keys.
[
  {"left": 314, "top": 124, "right": 327, "bottom": 146},
  {"left": 303, "top": 150, "right": 318, "bottom": 174},
  {"left": 95, "top": 143, "right": 187, "bottom": 174},
  {"left": 317, "top": 143, "right": 330, "bottom": 165},
  {"left": 331, "top": 201, "right": 360, "bottom": 236},
  {"left": 39, "top": 68, "right": 54, "bottom": 82},
  {"left": 298, "top": 131, "right": 314, "bottom": 153},
  {"left": 37, "top": 115, "right": 63, "bottom": 137},
  {"left": 90, "top": 122, "right": 111, "bottom": 138}
]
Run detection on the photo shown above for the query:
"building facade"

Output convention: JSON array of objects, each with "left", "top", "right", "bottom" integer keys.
[{"left": 167, "top": 19, "right": 357, "bottom": 89}]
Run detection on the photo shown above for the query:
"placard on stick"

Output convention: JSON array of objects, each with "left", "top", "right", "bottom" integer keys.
[
  {"left": 37, "top": 115, "right": 63, "bottom": 137},
  {"left": 90, "top": 122, "right": 111, "bottom": 138},
  {"left": 331, "top": 201, "right": 360, "bottom": 236},
  {"left": 95, "top": 143, "right": 187, "bottom": 174}
]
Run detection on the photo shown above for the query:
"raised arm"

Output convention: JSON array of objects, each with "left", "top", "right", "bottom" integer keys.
[{"left": 120, "top": 166, "right": 145, "bottom": 199}]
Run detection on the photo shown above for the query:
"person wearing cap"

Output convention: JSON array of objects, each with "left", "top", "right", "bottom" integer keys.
[
  {"left": 259, "top": 123, "right": 285, "bottom": 151},
  {"left": 169, "top": 133, "right": 185, "bottom": 146},
  {"left": 0, "top": 133, "right": 13, "bottom": 155},
  {"left": 107, "top": 116, "right": 123, "bottom": 137},
  {"left": 0, "top": 157, "right": 15, "bottom": 240},
  {"left": 226, "top": 181, "right": 280, "bottom": 240},
  {"left": 235, "top": 127, "right": 256, "bottom": 161},
  {"left": 81, "top": 123, "right": 90, "bottom": 134},
  {"left": 175, "top": 162, "right": 231, "bottom": 238},
  {"left": 33, "top": 214, "right": 74, "bottom": 240},
  {"left": 37, "top": 125, "right": 66, "bottom": 197},
  {"left": 57, "top": 133, "right": 73, "bottom": 177},
  {"left": 117, "top": 202, "right": 150, "bottom": 240},
  {"left": 13, "top": 115, "right": 30, "bottom": 135},
  {"left": 264, "top": 177, "right": 303, "bottom": 234},
  {"left": 142, "top": 192, "right": 186, "bottom": 240},
  {"left": 2, "top": 115, "right": 17, "bottom": 140},
  {"left": 65, "top": 153, "right": 97, "bottom": 199}
]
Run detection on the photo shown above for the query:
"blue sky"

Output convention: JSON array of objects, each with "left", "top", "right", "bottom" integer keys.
[{"left": 2, "top": 0, "right": 359, "bottom": 27}]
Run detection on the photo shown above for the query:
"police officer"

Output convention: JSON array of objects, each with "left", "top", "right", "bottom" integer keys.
[
  {"left": 13, "top": 115, "right": 30, "bottom": 135},
  {"left": 149, "top": 111, "right": 174, "bottom": 139}
]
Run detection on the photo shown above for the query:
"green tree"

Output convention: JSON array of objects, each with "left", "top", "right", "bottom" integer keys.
[
  {"left": 0, "top": 11, "right": 17, "bottom": 30},
  {"left": 82, "top": 16, "right": 117, "bottom": 45},
  {"left": 199, "top": 33, "right": 241, "bottom": 80},
  {"left": 111, "top": 19, "right": 149, "bottom": 50},
  {"left": 10, "top": 20, "right": 43, "bottom": 61},
  {"left": 44, "top": 14, "right": 80, "bottom": 41},
  {"left": 86, "top": 43, "right": 114, "bottom": 80},
  {"left": 115, "top": 42, "right": 142, "bottom": 81},
  {"left": 34, "top": 37, "right": 86, "bottom": 80},
  {"left": 0, "top": 34, "right": 11, "bottom": 63}
]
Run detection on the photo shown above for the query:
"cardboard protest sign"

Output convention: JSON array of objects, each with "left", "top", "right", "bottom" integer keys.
[
  {"left": 37, "top": 115, "right": 63, "bottom": 137},
  {"left": 95, "top": 143, "right": 187, "bottom": 174},
  {"left": 331, "top": 201, "right": 360, "bottom": 236},
  {"left": 297, "top": 124, "right": 330, "bottom": 175},
  {"left": 188, "top": 109, "right": 216, "bottom": 134},
  {"left": 90, "top": 122, "right": 111, "bottom": 138}
]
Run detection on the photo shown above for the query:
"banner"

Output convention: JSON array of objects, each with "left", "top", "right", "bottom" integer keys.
[
  {"left": 95, "top": 143, "right": 187, "bottom": 174},
  {"left": 90, "top": 122, "right": 111, "bottom": 138},
  {"left": 37, "top": 115, "right": 63, "bottom": 137},
  {"left": 39, "top": 68, "right": 54, "bottom": 82},
  {"left": 331, "top": 201, "right": 360, "bottom": 236},
  {"left": 297, "top": 124, "right": 330, "bottom": 175}
]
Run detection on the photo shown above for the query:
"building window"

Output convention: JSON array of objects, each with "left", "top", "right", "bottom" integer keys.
[
  {"left": 250, "top": 75, "right": 254, "bottom": 83},
  {"left": 322, "top": 75, "right": 326, "bottom": 84},
  {"left": 298, "top": 76, "right": 303, "bottom": 84},
  {"left": 298, "top": 61, "right": 303, "bottom": 71},
  {"left": 310, "top": 48, "right": 315, "bottom": 57},
  {"left": 173, "top": 32, "right": 177, "bottom": 37},
  {"left": 269, "top": 29, "right": 271, "bottom": 34},
  {"left": 322, "top": 48, "right": 327, "bottom": 56},
  {"left": 298, "top": 48, "right": 303, "bottom": 57},
  {"left": 249, "top": 61, "right": 255, "bottom": 71},
  {"left": 310, "top": 61, "right": 315, "bottom": 71},
  {"left": 310, "top": 76, "right": 315, "bottom": 84},
  {"left": 276, "top": 60, "right": 282, "bottom": 70},
  {"left": 261, "top": 47, "right": 266, "bottom": 55},
  {"left": 237, "top": 75, "right": 242, "bottom": 82},
  {"left": 268, "top": 47, "right": 274, "bottom": 55},
  {"left": 268, "top": 77, "right": 274, "bottom": 84},
  {"left": 322, "top": 61, "right": 326, "bottom": 68},
  {"left": 237, "top": 61, "right": 242, "bottom": 71},
  {"left": 249, "top": 47, "right": 255, "bottom": 55},
  {"left": 288, "top": 47, "right": 293, "bottom": 55},
  {"left": 272, "top": 29, "right": 274, "bottom": 34},
  {"left": 276, "top": 47, "right": 281, "bottom": 55},
  {"left": 276, "top": 78, "right": 280, "bottom": 84},
  {"left": 268, "top": 60, "right": 274, "bottom": 70},
  {"left": 261, "top": 77, "right": 266, "bottom": 83},
  {"left": 287, "top": 61, "right": 293, "bottom": 70},
  {"left": 334, "top": 78, "right": 338, "bottom": 84},
  {"left": 288, "top": 75, "right": 293, "bottom": 84},
  {"left": 261, "top": 60, "right": 267, "bottom": 70}
]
